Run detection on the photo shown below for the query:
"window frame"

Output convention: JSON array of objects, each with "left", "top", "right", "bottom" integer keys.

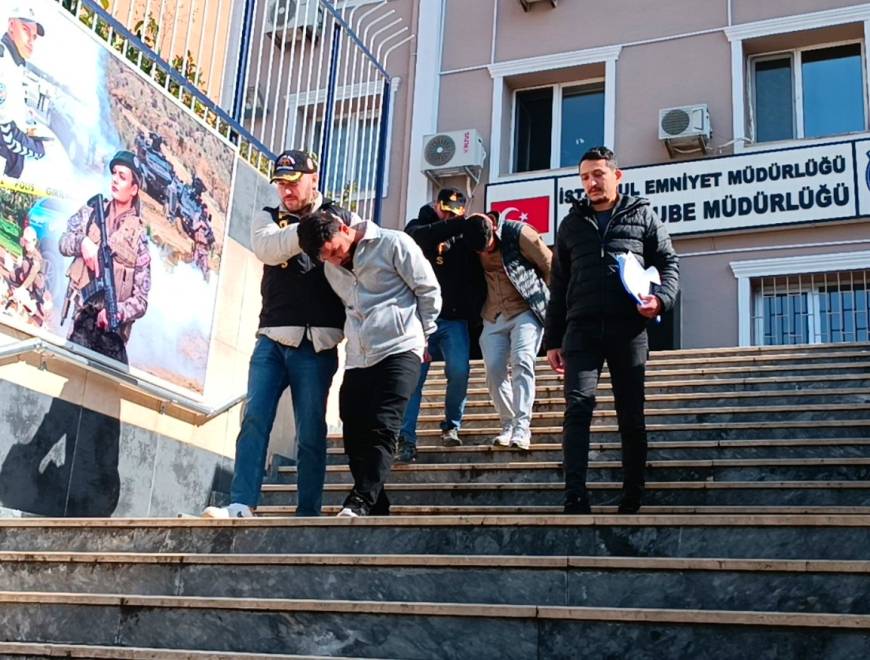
[
  {"left": 509, "top": 76, "right": 606, "bottom": 174},
  {"left": 747, "top": 38, "right": 869, "bottom": 145}
]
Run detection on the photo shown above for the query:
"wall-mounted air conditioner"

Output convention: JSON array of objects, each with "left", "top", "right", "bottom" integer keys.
[
  {"left": 658, "top": 104, "right": 711, "bottom": 157},
  {"left": 264, "top": 0, "right": 323, "bottom": 43},
  {"left": 421, "top": 129, "right": 486, "bottom": 175}
]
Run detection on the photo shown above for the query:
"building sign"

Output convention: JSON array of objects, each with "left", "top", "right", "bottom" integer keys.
[{"left": 487, "top": 139, "right": 870, "bottom": 239}]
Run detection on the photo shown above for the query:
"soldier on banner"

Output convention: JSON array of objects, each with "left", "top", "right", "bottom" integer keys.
[
  {"left": 59, "top": 151, "right": 151, "bottom": 364},
  {"left": 0, "top": 5, "right": 47, "bottom": 179}
]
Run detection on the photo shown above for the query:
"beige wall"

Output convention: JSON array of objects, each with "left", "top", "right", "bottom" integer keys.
[
  {"left": 676, "top": 221, "right": 870, "bottom": 348},
  {"left": 732, "top": 0, "right": 862, "bottom": 24}
]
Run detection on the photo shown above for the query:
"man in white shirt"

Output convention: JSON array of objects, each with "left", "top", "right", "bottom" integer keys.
[{"left": 298, "top": 210, "right": 440, "bottom": 517}]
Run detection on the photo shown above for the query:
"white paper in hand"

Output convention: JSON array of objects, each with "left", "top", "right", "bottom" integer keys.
[{"left": 616, "top": 251, "right": 660, "bottom": 305}]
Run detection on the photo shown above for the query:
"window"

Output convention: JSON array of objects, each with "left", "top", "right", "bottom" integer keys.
[
  {"left": 750, "top": 270, "right": 870, "bottom": 345},
  {"left": 512, "top": 81, "right": 604, "bottom": 173},
  {"left": 311, "top": 115, "right": 379, "bottom": 199},
  {"left": 751, "top": 42, "right": 866, "bottom": 143}
]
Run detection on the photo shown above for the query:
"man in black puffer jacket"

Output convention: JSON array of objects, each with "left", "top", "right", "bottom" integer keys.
[{"left": 544, "top": 147, "right": 679, "bottom": 515}]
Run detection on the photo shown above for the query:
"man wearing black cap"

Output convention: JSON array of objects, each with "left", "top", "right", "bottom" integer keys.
[
  {"left": 59, "top": 150, "right": 151, "bottom": 365},
  {"left": 0, "top": 4, "right": 47, "bottom": 178},
  {"left": 397, "top": 187, "right": 485, "bottom": 462},
  {"left": 204, "top": 149, "right": 360, "bottom": 519}
]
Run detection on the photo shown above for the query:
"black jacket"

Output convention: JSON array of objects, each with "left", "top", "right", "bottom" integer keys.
[
  {"left": 405, "top": 203, "right": 485, "bottom": 322},
  {"left": 544, "top": 195, "right": 679, "bottom": 349},
  {"left": 258, "top": 200, "right": 352, "bottom": 330}
]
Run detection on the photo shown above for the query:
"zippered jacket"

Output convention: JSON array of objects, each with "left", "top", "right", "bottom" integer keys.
[{"left": 543, "top": 195, "right": 679, "bottom": 349}]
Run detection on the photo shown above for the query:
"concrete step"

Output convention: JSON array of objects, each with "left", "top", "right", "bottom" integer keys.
[
  {"left": 1, "top": 591, "right": 868, "bottom": 659},
  {"left": 2, "top": 516, "right": 870, "bottom": 559},
  {"left": 3, "top": 552, "right": 870, "bottom": 614},
  {"left": 260, "top": 480, "right": 870, "bottom": 508},
  {"left": 423, "top": 361, "right": 870, "bottom": 389},
  {"left": 0, "top": 642, "right": 347, "bottom": 659},
  {"left": 324, "top": 439, "right": 870, "bottom": 465},
  {"left": 274, "top": 458, "right": 870, "bottom": 486},
  {"left": 437, "top": 373, "right": 870, "bottom": 402},
  {"left": 413, "top": 402, "right": 870, "bottom": 430},
  {"left": 421, "top": 388, "right": 870, "bottom": 414},
  {"left": 424, "top": 346, "right": 870, "bottom": 377},
  {"left": 260, "top": 505, "right": 870, "bottom": 516},
  {"left": 330, "top": 419, "right": 870, "bottom": 445}
]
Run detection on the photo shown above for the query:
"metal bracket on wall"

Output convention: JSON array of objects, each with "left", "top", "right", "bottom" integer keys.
[{"left": 0, "top": 338, "right": 245, "bottom": 426}]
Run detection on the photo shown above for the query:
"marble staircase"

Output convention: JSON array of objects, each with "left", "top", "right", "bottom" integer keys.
[{"left": 0, "top": 342, "right": 869, "bottom": 658}]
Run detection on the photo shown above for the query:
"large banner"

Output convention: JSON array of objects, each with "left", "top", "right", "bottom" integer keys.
[
  {"left": 486, "top": 139, "right": 870, "bottom": 241},
  {"left": 0, "top": 2, "right": 235, "bottom": 394}
]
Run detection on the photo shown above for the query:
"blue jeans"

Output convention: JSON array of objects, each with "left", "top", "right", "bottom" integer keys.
[
  {"left": 479, "top": 310, "right": 543, "bottom": 433},
  {"left": 400, "top": 319, "right": 470, "bottom": 446},
  {"left": 230, "top": 335, "right": 338, "bottom": 516}
]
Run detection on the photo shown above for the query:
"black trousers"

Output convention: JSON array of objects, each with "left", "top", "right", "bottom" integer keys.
[
  {"left": 562, "top": 328, "right": 649, "bottom": 500},
  {"left": 339, "top": 351, "right": 421, "bottom": 514}
]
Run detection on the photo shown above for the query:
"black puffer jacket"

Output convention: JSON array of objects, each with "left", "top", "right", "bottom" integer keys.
[
  {"left": 405, "top": 203, "right": 485, "bottom": 322},
  {"left": 544, "top": 195, "right": 679, "bottom": 349}
]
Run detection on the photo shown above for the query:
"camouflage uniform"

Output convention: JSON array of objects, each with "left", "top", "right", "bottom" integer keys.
[{"left": 59, "top": 200, "right": 151, "bottom": 362}]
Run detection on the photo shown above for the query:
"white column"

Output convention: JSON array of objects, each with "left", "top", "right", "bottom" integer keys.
[
  {"left": 863, "top": 20, "right": 870, "bottom": 129},
  {"left": 736, "top": 275, "right": 752, "bottom": 346},
  {"left": 489, "top": 76, "right": 504, "bottom": 181},
  {"left": 604, "top": 56, "right": 617, "bottom": 150},
  {"left": 405, "top": 0, "right": 445, "bottom": 221},
  {"left": 730, "top": 38, "right": 746, "bottom": 153}
]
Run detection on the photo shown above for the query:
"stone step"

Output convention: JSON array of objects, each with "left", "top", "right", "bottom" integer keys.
[
  {"left": 440, "top": 373, "right": 870, "bottom": 402},
  {"left": 1, "top": 591, "right": 868, "bottom": 659},
  {"left": 413, "top": 402, "right": 870, "bottom": 430},
  {"left": 424, "top": 346, "right": 870, "bottom": 377},
  {"left": 2, "top": 516, "right": 869, "bottom": 559},
  {"left": 420, "top": 387, "right": 870, "bottom": 414},
  {"left": 260, "top": 480, "right": 870, "bottom": 508},
  {"left": 3, "top": 552, "right": 870, "bottom": 614},
  {"left": 0, "top": 642, "right": 345, "bottom": 659},
  {"left": 273, "top": 458, "right": 870, "bottom": 486},
  {"left": 329, "top": 419, "right": 870, "bottom": 444},
  {"left": 259, "top": 505, "right": 870, "bottom": 516},
  {"left": 423, "top": 361, "right": 870, "bottom": 388},
  {"left": 324, "top": 439, "right": 870, "bottom": 465}
]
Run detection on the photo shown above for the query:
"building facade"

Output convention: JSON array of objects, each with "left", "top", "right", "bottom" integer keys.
[{"left": 391, "top": 0, "right": 870, "bottom": 350}]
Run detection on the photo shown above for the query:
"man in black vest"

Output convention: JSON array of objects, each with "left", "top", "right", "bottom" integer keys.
[
  {"left": 204, "top": 150, "right": 358, "bottom": 518},
  {"left": 545, "top": 147, "right": 679, "bottom": 515}
]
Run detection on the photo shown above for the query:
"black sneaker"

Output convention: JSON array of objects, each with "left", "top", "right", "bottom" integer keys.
[
  {"left": 617, "top": 489, "right": 643, "bottom": 514},
  {"left": 563, "top": 494, "right": 591, "bottom": 515},
  {"left": 337, "top": 493, "right": 369, "bottom": 518},
  {"left": 395, "top": 438, "right": 417, "bottom": 463},
  {"left": 441, "top": 428, "right": 462, "bottom": 447}
]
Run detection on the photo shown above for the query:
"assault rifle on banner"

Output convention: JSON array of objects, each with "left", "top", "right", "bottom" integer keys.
[{"left": 78, "top": 194, "right": 120, "bottom": 334}]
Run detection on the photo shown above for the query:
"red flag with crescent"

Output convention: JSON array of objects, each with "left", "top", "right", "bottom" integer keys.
[{"left": 490, "top": 196, "right": 551, "bottom": 235}]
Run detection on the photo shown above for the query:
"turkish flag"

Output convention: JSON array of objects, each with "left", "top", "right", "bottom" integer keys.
[{"left": 490, "top": 196, "right": 551, "bottom": 235}]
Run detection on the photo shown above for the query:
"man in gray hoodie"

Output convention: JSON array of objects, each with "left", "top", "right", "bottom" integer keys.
[{"left": 298, "top": 210, "right": 441, "bottom": 517}]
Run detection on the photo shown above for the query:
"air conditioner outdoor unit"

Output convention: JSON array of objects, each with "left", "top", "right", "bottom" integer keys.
[
  {"left": 422, "top": 129, "right": 486, "bottom": 175},
  {"left": 264, "top": 0, "right": 323, "bottom": 43},
  {"left": 658, "top": 104, "right": 711, "bottom": 156}
]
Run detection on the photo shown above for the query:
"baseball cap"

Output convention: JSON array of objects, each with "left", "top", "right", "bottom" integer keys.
[
  {"left": 9, "top": 4, "right": 45, "bottom": 36},
  {"left": 271, "top": 149, "right": 319, "bottom": 183},
  {"left": 437, "top": 188, "right": 466, "bottom": 216},
  {"left": 109, "top": 150, "right": 142, "bottom": 185}
]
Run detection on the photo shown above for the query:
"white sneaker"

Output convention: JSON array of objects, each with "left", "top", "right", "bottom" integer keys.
[
  {"left": 337, "top": 507, "right": 359, "bottom": 518},
  {"left": 491, "top": 425, "right": 513, "bottom": 447},
  {"left": 510, "top": 428, "right": 531, "bottom": 451},
  {"left": 202, "top": 503, "right": 253, "bottom": 519}
]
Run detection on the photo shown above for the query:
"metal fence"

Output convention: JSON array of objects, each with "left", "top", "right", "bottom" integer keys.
[
  {"left": 751, "top": 269, "right": 870, "bottom": 345},
  {"left": 60, "top": 0, "right": 411, "bottom": 222}
]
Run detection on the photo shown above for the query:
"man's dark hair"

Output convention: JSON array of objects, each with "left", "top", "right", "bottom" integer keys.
[
  {"left": 464, "top": 213, "right": 493, "bottom": 252},
  {"left": 579, "top": 146, "right": 618, "bottom": 170},
  {"left": 297, "top": 209, "right": 343, "bottom": 261}
]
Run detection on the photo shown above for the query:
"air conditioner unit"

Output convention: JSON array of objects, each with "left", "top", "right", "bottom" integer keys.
[
  {"left": 422, "top": 129, "right": 486, "bottom": 175},
  {"left": 243, "top": 85, "right": 266, "bottom": 120},
  {"left": 658, "top": 104, "right": 711, "bottom": 156},
  {"left": 264, "top": 0, "right": 323, "bottom": 43}
]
